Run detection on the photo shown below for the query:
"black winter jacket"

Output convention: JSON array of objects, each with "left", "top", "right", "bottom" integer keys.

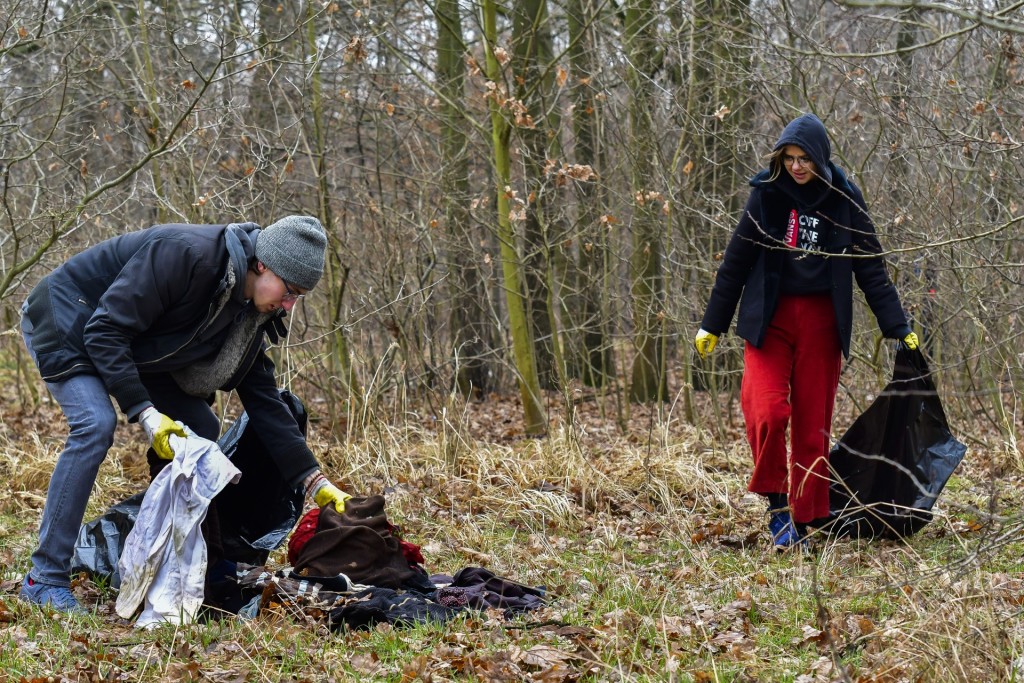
[
  {"left": 701, "top": 154, "right": 908, "bottom": 359},
  {"left": 24, "top": 222, "right": 318, "bottom": 486}
]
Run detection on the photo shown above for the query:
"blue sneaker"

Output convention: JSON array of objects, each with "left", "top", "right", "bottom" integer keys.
[
  {"left": 19, "top": 575, "right": 86, "bottom": 614},
  {"left": 768, "top": 509, "right": 802, "bottom": 550}
]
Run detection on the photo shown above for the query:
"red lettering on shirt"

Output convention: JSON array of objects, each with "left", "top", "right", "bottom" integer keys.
[{"left": 785, "top": 209, "right": 798, "bottom": 248}]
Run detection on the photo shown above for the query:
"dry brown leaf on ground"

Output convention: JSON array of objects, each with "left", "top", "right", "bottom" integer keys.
[
  {"left": 655, "top": 614, "right": 693, "bottom": 638},
  {"left": 201, "top": 667, "right": 250, "bottom": 683},
  {"left": 163, "top": 660, "right": 202, "bottom": 682},
  {"left": 793, "top": 624, "right": 827, "bottom": 648},
  {"left": 512, "top": 644, "right": 578, "bottom": 683},
  {"left": 0, "top": 599, "right": 14, "bottom": 624},
  {"left": 709, "top": 629, "right": 750, "bottom": 650},
  {"left": 401, "top": 653, "right": 431, "bottom": 680},
  {"left": 127, "top": 643, "right": 161, "bottom": 668},
  {"left": 464, "top": 650, "right": 524, "bottom": 682},
  {"left": 518, "top": 643, "right": 574, "bottom": 668},
  {"left": 348, "top": 651, "right": 383, "bottom": 675}
]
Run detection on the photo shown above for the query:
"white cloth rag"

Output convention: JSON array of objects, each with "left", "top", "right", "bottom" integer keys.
[{"left": 115, "top": 429, "right": 241, "bottom": 628}]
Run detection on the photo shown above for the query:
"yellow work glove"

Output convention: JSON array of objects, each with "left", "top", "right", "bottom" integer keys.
[
  {"left": 903, "top": 331, "right": 919, "bottom": 350},
  {"left": 311, "top": 478, "right": 353, "bottom": 513},
  {"left": 694, "top": 328, "right": 719, "bottom": 360},
  {"left": 138, "top": 407, "right": 186, "bottom": 460}
]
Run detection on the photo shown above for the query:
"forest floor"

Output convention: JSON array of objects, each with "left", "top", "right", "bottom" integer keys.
[{"left": 0, "top": 385, "right": 1022, "bottom": 682}]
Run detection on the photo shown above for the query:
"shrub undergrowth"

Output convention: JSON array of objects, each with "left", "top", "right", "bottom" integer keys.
[{"left": 0, "top": 386, "right": 1021, "bottom": 682}]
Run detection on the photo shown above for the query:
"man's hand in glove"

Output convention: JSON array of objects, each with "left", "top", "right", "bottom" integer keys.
[
  {"left": 903, "top": 331, "right": 920, "bottom": 350},
  {"left": 308, "top": 474, "right": 353, "bottom": 513},
  {"left": 139, "top": 407, "right": 186, "bottom": 461},
  {"left": 264, "top": 313, "right": 289, "bottom": 345},
  {"left": 694, "top": 329, "right": 719, "bottom": 360}
]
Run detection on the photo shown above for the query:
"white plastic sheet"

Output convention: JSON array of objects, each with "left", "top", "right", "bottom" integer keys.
[{"left": 116, "top": 429, "right": 241, "bottom": 628}]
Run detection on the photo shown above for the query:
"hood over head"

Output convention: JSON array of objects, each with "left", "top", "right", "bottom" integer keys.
[{"left": 772, "top": 113, "right": 833, "bottom": 186}]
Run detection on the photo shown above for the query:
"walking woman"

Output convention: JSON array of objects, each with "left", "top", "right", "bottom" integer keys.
[{"left": 694, "top": 113, "right": 918, "bottom": 549}]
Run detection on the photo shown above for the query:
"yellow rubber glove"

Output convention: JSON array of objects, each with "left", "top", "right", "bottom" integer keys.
[
  {"left": 139, "top": 407, "right": 186, "bottom": 460},
  {"left": 312, "top": 479, "right": 353, "bottom": 513},
  {"left": 903, "top": 331, "right": 919, "bottom": 350},
  {"left": 694, "top": 328, "right": 719, "bottom": 360}
]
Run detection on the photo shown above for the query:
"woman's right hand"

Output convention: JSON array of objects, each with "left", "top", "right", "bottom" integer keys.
[{"left": 694, "top": 329, "right": 719, "bottom": 360}]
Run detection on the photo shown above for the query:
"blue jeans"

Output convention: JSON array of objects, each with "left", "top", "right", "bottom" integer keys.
[
  {"left": 21, "top": 308, "right": 222, "bottom": 587},
  {"left": 21, "top": 312, "right": 117, "bottom": 588}
]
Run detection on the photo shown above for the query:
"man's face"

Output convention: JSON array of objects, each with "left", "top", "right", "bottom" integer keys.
[{"left": 252, "top": 265, "right": 306, "bottom": 313}]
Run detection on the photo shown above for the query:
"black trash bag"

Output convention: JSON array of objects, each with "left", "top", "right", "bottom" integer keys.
[
  {"left": 71, "top": 390, "right": 307, "bottom": 583},
  {"left": 827, "top": 345, "right": 967, "bottom": 539},
  {"left": 215, "top": 390, "right": 306, "bottom": 565},
  {"left": 70, "top": 493, "right": 144, "bottom": 589}
]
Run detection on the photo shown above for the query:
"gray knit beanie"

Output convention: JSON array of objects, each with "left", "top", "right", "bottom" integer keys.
[{"left": 255, "top": 216, "right": 327, "bottom": 291}]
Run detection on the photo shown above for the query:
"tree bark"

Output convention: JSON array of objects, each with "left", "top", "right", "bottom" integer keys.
[
  {"left": 436, "top": 0, "right": 491, "bottom": 399},
  {"left": 484, "top": 0, "right": 546, "bottom": 434},
  {"left": 626, "top": 0, "right": 668, "bottom": 402}
]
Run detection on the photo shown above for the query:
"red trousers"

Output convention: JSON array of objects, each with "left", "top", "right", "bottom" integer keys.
[{"left": 741, "top": 295, "right": 842, "bottom": 523}]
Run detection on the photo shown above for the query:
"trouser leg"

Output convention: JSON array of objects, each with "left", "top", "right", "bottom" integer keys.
[
  {"left": 31, "top": 374, "right": 118, "bottom": 587},
  {"left": 788, "top": 296, "right": 842, "bottom": 524},
  {"left": 21, "top": 309, "right": 117, "bottom": 587},
  {"left": 743, "top": 309, "right": 796, "bottom": 498}
]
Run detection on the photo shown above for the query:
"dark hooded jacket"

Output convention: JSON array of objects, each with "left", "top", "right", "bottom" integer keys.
[
  {"left": 700, "top": 114, "right": 909, "bottom": 358},
  {"left": 23, "top": 222, "right": 317, "bottom": 486}
]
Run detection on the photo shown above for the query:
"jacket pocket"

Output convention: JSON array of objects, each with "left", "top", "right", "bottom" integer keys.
[{"left": 25, "top": 278, "right": 95, "bottom": 375}]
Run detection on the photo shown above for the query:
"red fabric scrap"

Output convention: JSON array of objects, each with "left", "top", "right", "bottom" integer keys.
[
  {"left": 399, "top": 539, "right": 425, "bottom": 566},
  {"left": 287, "top": 507, "right": 321, "bottom": 566}
]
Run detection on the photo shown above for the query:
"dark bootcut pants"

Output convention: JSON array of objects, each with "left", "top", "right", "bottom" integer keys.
[
  {"left": 741, "top": 294, "right": 842, "bottom": 524},
  {"left": 142, "top": 373, "right": 226, "bottom": 599}
]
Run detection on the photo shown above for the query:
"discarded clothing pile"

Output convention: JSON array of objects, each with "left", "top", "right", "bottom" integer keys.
[
  {"left": 291, "top": 496, "right": 435, "bottom": 593},
  {"left": 234, "top": 495, "right": 546, "bottom": 631},
  {"left": 234, "top": 562, "right": 545, "bottom": 631}
]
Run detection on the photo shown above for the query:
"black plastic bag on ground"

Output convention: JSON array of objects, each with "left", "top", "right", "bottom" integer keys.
[
  {"left": 215, "top": 390, "right": 306, "bottom": 565},
  {"left": 70, "top": 493, "right": 144, "bottom": 588},
  {"left": 71, "top": 390, "right": 306, "bottom": 584},
  {"left": 827, "top": 346, "right": 967, "bottom": 539}
]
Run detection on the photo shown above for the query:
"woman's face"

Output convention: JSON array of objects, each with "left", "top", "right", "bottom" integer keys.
[{"left": 781, "top": 145, "right": 816, "bottom": 185}]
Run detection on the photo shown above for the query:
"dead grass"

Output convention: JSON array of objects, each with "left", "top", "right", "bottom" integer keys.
[{"left": 0, "top": 385, "right": 1022, "bottom": 682}]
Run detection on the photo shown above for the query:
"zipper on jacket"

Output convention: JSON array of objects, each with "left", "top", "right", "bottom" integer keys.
[
  {"left": 41, "top": 362, "right": 94, "bottom": 382},
  {"left": 135, "top": 298, "right": 220, "bottom": 367}
]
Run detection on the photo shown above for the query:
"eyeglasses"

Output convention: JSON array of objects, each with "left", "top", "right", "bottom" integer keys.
[
  {"left": 282, "top": 279, "right": 306, "bottom": 303},
  {"left": 782, "top": 154, "right": 813, "bottom": 167}
]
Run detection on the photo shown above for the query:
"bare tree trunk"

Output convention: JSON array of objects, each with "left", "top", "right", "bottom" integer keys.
[
  {"left": 687, "top": 0, "right": 752, "bottom": 413},
  {"left": 511, "top": 0, "right": 561, "bottom": 390},
  {"left": 626, "top": 0, "right": 667, "bottom": 403},
  {"left": 302, "top": 4, "right": 361, "bottom": 434},
  {"left": 484, "top": 0, "right": 546, "bottom": 434},
  {"left": 436, "top": 0, "right": 491, "bottom": 400},
  {"left": 566, "top": 0, "right": 613, "bottom": 388}
]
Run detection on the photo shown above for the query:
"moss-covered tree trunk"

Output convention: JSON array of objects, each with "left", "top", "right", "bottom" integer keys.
[{"left": 484, "top": 0, "right": 546, "bottom": 434}]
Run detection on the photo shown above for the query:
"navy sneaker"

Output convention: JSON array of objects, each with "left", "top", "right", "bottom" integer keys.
[
  {"left": 19, "top": 575, "right": 86, "bottom": 614},
  {"left": 768, "top": 509, "right": 802, "bottom": 550}
]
